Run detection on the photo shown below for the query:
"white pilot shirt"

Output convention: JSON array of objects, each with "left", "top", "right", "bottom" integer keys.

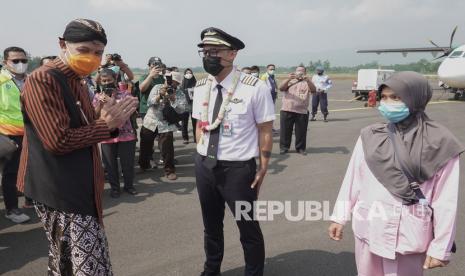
[
  {"left": 311, "top": 74, "right": 332, "bottom": 92},
  {"left": 192, "top": 68, "right": 276, "bottom": 161}
]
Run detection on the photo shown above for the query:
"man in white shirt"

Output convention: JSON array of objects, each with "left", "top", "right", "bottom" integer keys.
[
  {"left": 311, "top": 66, "right": 333, "bottom": 122},
  {"left": 192, "top": 27, "right": 275, "bottom": 276}
]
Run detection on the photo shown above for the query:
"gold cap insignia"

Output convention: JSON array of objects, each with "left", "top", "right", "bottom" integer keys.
[{"left": 205, "top": 30, "right": 217, "bottom": 36}]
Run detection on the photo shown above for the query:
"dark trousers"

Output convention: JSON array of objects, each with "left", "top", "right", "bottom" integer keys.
[
  {"left": 158, "top": 131, "right": 175, "bottom": 175},
  {"left": 280, "top": 110, "right": 309, "bottom": 151},
  {"left": 138, "top": 126, "right": 159, "bottom": 169},
  {"left": 180, "top": 112, "right": 197, "bottom": 142},
  {"left": 1, "top": 135, "right": 22, "bottom": 211},
  {"left": 139, "top": 127, "right": 175, "bottom": 174},
  {"left": 195, "top": 154, "right": 265, "bottom": 276},
  {"left": 311, "top": 92, "right": 329, "bottom": 116},
  {"left": 101, "top": 140, "right": 136, "bottom": 191}
]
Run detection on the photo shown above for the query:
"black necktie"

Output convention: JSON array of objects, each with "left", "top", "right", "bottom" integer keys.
[{"left": 204, "top": 84, "right": 223, "bottom": 169}]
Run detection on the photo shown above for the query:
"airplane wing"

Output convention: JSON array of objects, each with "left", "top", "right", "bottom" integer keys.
[
  {"left": 357, "top": 27, "right": 458, "bottom": 59},
  {"left": 357, "top": 47, "right": 452, "bottom": 57}
]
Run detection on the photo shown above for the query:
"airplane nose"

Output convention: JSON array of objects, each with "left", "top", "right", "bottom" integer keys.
[{"left": 437, "top": 59, "right": 465, "bottom": 88}]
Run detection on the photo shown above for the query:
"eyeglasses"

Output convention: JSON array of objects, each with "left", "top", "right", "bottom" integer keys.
[
  {"left": 8, "top": 59, "right": 28, "bottom": 64},
  {"left": 198, "top": 48, "right": 231, "bottom": 58}
]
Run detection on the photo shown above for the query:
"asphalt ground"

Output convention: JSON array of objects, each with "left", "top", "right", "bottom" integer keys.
[{"left": 1, "top": 79, "right": 464, "bottom": 276}]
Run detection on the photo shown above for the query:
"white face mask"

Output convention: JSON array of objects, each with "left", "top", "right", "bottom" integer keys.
[
  {"left": 268, "top": 70, "right": 275, "bottom": 75},
  {"left": 10, "top": 62, "right": 28, "bottom": 74},
  {"left": 184, "top": 73, "right": 193, "bottom": 79},
  {"left": 251, "top": 72, "right": 259, "bottom": 77}
]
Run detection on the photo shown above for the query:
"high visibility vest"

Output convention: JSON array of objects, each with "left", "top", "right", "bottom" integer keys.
[{"left": 0, "top": 69, "right": 24, "bottom": 136}]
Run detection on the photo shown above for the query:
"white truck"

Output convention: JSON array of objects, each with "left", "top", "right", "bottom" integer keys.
[{"left": 352, "top": 69, "right": 395, "bottom": 100}]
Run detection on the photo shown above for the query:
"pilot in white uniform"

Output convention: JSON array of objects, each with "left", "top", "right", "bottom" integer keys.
[{"left": 192, "top": 27, "right": 275, "bottom": 276}]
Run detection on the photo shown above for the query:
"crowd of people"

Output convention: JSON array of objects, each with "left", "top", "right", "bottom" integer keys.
[
  {"left": 0, "top": 18, "right": 463, "bottom": 276},
  {"left": 1, "top": 50, "right": 334, "bottom": 202}
]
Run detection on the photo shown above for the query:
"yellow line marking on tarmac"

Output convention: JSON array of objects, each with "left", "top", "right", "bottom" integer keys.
[
  {"left": 274, "top": 100, "right": 461, "bottom": 115},
  {"left": 328, "top": 99, "right": 354, "bottom": 102},
  {"left": 428, "top": 100, "right": 462, "bottom": 105},
  {"left": 329, "top": 107, "right": 372, "bottom": 112}
]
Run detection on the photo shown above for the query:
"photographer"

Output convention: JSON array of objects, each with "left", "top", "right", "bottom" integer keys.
[
  {"left": 279, "top": 65, "right": 316, "bottom": 155},
  {"left": 100, "top": 53, "right": 134, "bottom": 82},
  {"left": 138, "top": 57, "right": 165, "bottom": 119},
  {"left": 139, "top": 72, "right": 187, "bottom": 180},
  {"left": 93, "top": 69, "right": 137, "bottom": 198}
]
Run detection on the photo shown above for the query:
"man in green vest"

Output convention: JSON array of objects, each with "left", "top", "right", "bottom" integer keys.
[{"left": 0, "top": 46, "right": 31, "bottom": 223}]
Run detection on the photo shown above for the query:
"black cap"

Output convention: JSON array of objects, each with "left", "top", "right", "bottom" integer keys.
[
  {"left": 197, "top": 27, "right": 245, "bottom": 50},
  {"left": 62, "top": 19, "right": 107, "bottom": 45},
  {"left": 148, "top": 56, "right": 163, "bottom": 66}
]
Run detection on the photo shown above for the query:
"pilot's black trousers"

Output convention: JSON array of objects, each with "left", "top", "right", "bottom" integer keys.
[{"left": 195, "top": 154, "right": 265, "bottom": 276}]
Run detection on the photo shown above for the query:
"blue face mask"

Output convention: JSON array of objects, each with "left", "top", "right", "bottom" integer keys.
[
  {"left": 378, "top": 101, "right": 410, "bottom": 123},
  {"left": 110, "top": 65, "right": 120, "bottom": 74}
]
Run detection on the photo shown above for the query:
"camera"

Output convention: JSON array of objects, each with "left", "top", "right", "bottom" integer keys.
[
  {"left": 103, "top": 87, "right": 115, "bottom": 97},
  {"left": 165, "top": 75, "right": 175, "bottom": 95},
  {"left": 111, "top": 53, "right": 122, "bottom": 62},
  {"left": 152, "top": 61, "right": 164, "bottom": 69}
]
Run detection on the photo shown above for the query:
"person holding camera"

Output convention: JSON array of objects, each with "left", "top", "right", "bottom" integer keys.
[
  {"left": 93, "top": 68, "right": 138, "bottom": 198},
  {"left": 137, "top": 57, "right": 166, "bottom": 171},
  {"left": 138, "top": 57, "right": 166, "bottom": 119},
  {"left": 140, "top": 71, "right": 187, "bottom": 180},
  {"left": 100, "top": 53, "right": 134, "bottom": 83},
  {"left": 278, "top": 65, "right": 316, "bottom": 155}
]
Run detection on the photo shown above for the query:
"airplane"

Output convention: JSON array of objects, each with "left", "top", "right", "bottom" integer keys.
[{"left": 357, "top": 26, "right": 465, "bottom": 100}]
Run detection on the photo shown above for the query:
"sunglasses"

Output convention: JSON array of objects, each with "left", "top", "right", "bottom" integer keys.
[{"left": 8, "top": 59, "right": 28, "bottom": 64}]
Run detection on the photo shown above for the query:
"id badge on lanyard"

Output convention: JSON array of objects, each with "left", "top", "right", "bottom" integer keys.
[
  {"left": 221, "top": 120, "right": 233, "bottom": 136},
  {"left": 222, "top": 105, "right": 233, "bottom": 136}
]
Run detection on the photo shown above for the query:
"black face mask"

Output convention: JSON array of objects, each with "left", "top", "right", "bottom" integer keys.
[{"left": 203, "top": 56, "right": 224, "bottom": 76}]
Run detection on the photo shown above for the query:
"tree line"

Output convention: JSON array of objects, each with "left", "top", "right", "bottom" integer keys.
[{"left": 1, "top": 55, "right": 441, "bottom": 75}]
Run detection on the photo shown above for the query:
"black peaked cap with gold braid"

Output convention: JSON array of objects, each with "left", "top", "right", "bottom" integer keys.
[{"left": 198, "top": 27, "right": 245, "bottom": 50}]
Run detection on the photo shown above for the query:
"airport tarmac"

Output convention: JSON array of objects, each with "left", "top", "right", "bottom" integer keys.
[{"left": 1, "top": 79, "right": 464, "bottom": 276}]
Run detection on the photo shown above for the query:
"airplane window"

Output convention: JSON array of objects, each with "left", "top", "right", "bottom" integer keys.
[{"left": 449, "top": 51, "right": 463, "bottom": 58}]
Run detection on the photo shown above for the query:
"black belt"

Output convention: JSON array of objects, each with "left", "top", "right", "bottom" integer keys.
[{"left": 199, "top": 155, "right": 255, "bottom": 168}]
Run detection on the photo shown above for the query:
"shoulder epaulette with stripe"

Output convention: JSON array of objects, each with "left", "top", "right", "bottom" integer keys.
[
  {"left": 241, "top": 75, "right": 259, "bottom": 86},
  {"left": 195, "top": 78, "right": 208, "bottom": 87}
]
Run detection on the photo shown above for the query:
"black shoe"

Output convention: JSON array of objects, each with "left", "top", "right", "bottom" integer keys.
[
  {"left": 280, "top": 149, "right": 288, "bottom": 155},
  {"left": 323, "top": 116, "right": 328, "bottom": 122},
  {"left": 200, "top": 272, "right": 221, "bottom": 276},
  {"left": 310, "top": 116, "right": 316, "bottom": 121},
  {"left": 124, "top": 187, "right": 138, "bottom": 195},
  {"left": 138, "top": 164, "right": 155, "bottom": 173},
  {"left": 110, "top": 189, "right": 121, "bottom": 198}
]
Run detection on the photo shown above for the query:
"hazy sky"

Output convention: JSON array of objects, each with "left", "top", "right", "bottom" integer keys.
[{"left": 2, "top": 0, "right": 465, "bottom": 68}]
